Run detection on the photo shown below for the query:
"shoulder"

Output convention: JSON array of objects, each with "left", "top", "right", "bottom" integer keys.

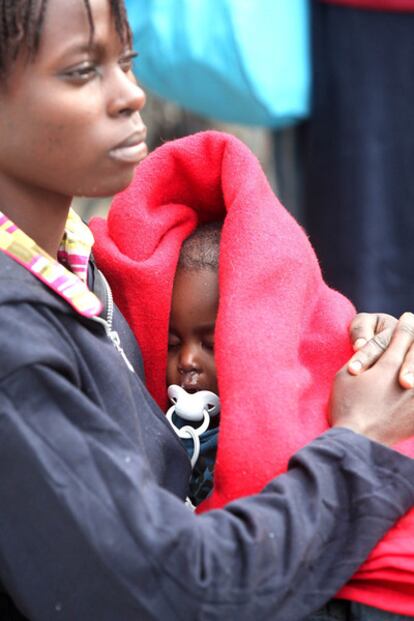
[
  {"left": 0, "top": 253, "right": 76, "bottom": 381},
  {"left": 0, "top": 303, "right": 76, "bottom": 383}
]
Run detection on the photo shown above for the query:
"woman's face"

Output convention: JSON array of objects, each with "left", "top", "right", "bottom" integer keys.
[{"left": 0, "top": 0, "right": 147, "bottom": 200}]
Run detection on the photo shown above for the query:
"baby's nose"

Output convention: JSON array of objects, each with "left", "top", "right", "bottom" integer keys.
[
  {"left": 178, "top": 366, "right": 200, "bottom": 381},
  {"left": 178, "top": 346, "right": 201, "bottom": 374}
]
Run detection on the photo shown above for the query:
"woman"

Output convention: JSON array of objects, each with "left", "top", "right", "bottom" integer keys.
[{"left": 0, "top": 1, "right": 414, "bottom": 619}]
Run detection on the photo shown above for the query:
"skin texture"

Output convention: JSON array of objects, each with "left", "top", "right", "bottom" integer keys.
[
  {"left": 167, "top": 268, "right": 219, "bottom": 395},
  {"left": 0, "top": 0, "right": 146, "bottom": 257},
  {"left": 348, "top": 312, "right": 414, "bottom": 388},
  {"left": 333, "top": 312, "right": 414, "bottom": 446}
]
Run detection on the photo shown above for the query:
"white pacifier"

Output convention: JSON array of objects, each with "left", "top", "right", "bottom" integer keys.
[{"left": 166, "top": 385, "right": 220, "bottom": 468}]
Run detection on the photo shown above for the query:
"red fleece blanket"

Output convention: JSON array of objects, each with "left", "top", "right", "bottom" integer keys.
[{"left": 90, "top": 131, "right": 414, "bottom": 615}]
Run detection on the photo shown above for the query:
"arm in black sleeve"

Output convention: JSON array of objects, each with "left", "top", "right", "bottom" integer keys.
[{"left": 0, "top": 365, "right": 413, "bottom": 621}]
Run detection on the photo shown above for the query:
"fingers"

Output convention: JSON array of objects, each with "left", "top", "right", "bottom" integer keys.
[
  {"left": 380, "top": 312, "right": 414, "bottom": 369},
  {"left": 397, "top": 314, "right": 414, "bottom": 388},
  {"left": 348, "top": 328, "right": 393, "bottom": 375},
  {"left": 399, "top": 349, "right": 414, "bottom": 388},
  {"left": 349, "top": 312, "right": 378, "bottom": 351},
  {"left": 336, "top": 313, "right": 414, "bottom": 446},
  {"left": 349, "top": 312, "right": 397, "bottom": 351},
  {"left": 349, "top": 313, "right": 414, "bottom": 387},
  {"left": 348, "top": 312, "right": 399, "bottom": 375}
]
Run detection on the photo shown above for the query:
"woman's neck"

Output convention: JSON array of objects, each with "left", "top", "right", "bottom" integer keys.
[{"left": 0, "top": 177, "right": 72, "bottom": 258}]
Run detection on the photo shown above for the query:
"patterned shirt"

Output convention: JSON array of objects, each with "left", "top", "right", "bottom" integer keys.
[{"left": 0, "top": 208, "right": 101, "bottom": 317}]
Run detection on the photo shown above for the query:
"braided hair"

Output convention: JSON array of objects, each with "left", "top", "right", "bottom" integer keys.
[{"left": 0, "top": 0, "right": 131, "bottom": 81}]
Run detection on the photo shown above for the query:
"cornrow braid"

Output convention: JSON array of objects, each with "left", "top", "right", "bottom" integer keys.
[{"left": 0, "top": 0, "right": 131, "bottom": 82}]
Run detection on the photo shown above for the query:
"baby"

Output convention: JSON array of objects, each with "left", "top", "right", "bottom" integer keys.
[{"left": 166, "top": 222, "right": 222, "bottom": 506}]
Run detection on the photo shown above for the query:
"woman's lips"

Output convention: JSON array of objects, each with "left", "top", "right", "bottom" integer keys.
[{"left": 109, "top": 130, "right": 148, "bottom": 164}]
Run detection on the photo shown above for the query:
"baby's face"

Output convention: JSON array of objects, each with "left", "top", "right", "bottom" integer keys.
[{"left": 167, "top": 267, "right": 219, "bottom": 395}]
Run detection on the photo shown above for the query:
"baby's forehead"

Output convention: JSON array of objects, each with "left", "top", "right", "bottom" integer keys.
[
  {"left": 174, "top": 266, "right": 219, "bottom": 292},
  {"left": 171, "top": 268, "right": 219, "bottom": 319}
]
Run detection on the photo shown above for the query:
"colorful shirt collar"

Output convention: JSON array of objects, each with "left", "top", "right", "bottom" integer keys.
[
  {"left": 0, "top": 208, "right": 102, "bottom": 318},
  {"left": 57, "top": 208, "right": 95, "bottom": 284}
]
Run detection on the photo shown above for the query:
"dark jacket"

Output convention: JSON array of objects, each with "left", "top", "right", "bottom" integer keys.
[{"left": 0, "top": 250, "right": 413, "bottom": 621}]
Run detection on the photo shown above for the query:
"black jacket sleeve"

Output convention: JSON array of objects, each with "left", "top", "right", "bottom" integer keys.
[{"left": 0, "top": 364, "right": 413, "bottom": 621}]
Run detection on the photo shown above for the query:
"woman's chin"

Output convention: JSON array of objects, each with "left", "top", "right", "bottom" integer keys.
[{"left": 79, "top": 168, "right": 138, "bottom": 199}]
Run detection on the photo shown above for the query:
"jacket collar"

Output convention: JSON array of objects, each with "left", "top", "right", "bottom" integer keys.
[{"left": 0, "top": 211, "right": 102, "bottom": 318}]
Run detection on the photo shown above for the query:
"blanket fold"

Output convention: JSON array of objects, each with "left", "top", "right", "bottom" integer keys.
[{"left": 90, "top": 130, "right": 414, "bottom": 615}]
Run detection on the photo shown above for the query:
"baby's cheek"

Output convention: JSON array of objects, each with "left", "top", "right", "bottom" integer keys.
[
  {"left": 207, "top": 356, "right": 218, "bottom": 384},
  {"left": 166, "top": 356, "right": 178, "bottom": 386},
  {"left": 208, "top": 354, "right": 217, "bottom": 372}
]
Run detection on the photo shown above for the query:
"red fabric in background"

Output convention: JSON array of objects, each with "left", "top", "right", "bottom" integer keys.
[
  {"left": 321, "top": 0, "right": 414, "bottom": 11},
  {"left": 90, "top": 131, "right": 414, "bottom": 615}
]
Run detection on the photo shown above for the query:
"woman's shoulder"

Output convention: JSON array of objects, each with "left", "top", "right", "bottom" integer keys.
[
  {"left": 0, "top": 251, "right": 61, "bottom": 308},
  {"left": 0, "top": 252, "right": 76, "bottom": 379}
]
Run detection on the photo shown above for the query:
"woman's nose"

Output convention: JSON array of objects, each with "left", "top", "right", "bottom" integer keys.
[{"left": 107, "top": 68, "right": 146, "bottom": 118}]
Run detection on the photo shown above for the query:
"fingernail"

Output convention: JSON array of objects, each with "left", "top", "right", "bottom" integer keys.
[
  {"left": 402, "top": 372, "right": 414, "bottom": 387},
  {"left": 354, "top": 338, "right": 367, "bottom": 351},
  {"left": 348, "top": 360, "right": 363, "bottom": 374}
]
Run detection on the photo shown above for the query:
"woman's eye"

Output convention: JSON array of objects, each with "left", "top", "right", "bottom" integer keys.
[
  {"left": 119, "top": 59, "right": 133, "bottom": 73},
  {"left": 203, "top": 341, "right": 215, "bottom": 352},
  {"left": 119, "top": 51, "right": 138, "bottom": 73},
  {"left": 64, "top": 64, "right": 98, "bottom": 82}
]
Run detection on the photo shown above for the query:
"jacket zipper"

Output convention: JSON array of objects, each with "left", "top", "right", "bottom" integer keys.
[{"left": 91, "top": 270, "right": 135, "bottom": 373}]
